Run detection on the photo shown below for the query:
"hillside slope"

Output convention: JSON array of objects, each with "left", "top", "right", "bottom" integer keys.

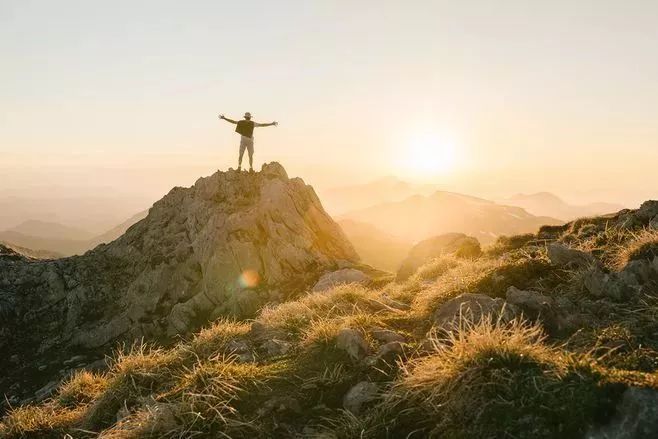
[
  {"left": 0, "top": 163, "right": 358, "bottom": 407},
  {"left": 342, "top": 191, "right": 562, "bottom": 244},
  {"left": 337, "top": 219, "right": 412, "bottom": 272},
  {"left": 4, "top": 196, "right": 658, "bottom": 438}
]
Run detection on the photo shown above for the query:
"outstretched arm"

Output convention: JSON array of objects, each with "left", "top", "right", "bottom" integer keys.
[
  {"left": 254, "top": 121, "right": 278, "bottom": 127},
  {"left": 218, "top": 114, "right": 238, "bottom": 124}
]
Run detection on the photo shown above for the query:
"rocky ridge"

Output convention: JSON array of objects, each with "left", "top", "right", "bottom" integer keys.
[{"left": 0, "top": 162, "right": 358, "bottom": 404}]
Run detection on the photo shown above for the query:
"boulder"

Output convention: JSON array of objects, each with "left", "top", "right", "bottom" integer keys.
[
  {"left": 547, "top": 243, "right": 597, "bottom": 268},
  {"left": 506, "top": 286, "right": 554, "bottom": 312},
  {"left": 312, "top": 268, "right": 370, "bottom": 292},
  {"left": 582, "top": 265, "right": 642, "bottom": 301},
  {"left": 582, "top": 267, "right": 610, "bottom": 298},
  {"left": 262, "top": 339, "right": 292, "bottom": 357},
  {"left": 505, "top": 286, "right": 566, "bottom": 333},
  {"left": 376, "top": 341, "right": 404, "bottom": 358},
  {"left": 635, "top": 200, "right": 658, "bottom": 222},
  {"left": 587, "top": 387, "right": 658, "bottom": 439},
  {"left": 336, "top": 328, "right": 369, "bottom": 361},
  {"left": 433, "top": 293, "right": 518, "bottom": 327},
  {"left": 343, "top": 381, "right": 379, "bottom": 414},
  {"left": 371, "top": 328, "right": 405, "bottom": 344},
  {"left": 397, "top": 233, "right": 481, "bottom": 281}
]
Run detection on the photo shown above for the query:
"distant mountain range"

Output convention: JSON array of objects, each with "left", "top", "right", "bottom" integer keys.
[
  {"left": 0, "top": 210, "right": 149, "bottom": 257},
  {"left": 319, "top": 176, "right": 440, "bottom": 215},
  {"left": 340, "top": 191, "right": 562, "bottom": 244},
  {"left": 504, "top": 192, "right": 624, "bottom": 221}
]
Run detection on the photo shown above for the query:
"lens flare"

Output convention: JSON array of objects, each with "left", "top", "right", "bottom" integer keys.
[{"left": 238, "top": 269, "right": 260, "bottom": 288}]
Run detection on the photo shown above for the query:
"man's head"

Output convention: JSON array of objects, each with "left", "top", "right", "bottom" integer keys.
[{"left": 244, "top": 112, "right": 252, "bottom": 120}]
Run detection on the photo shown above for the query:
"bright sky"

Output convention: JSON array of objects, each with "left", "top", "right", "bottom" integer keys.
[{"left": 2, "top": 0, "right": 658, "bottom": 207}]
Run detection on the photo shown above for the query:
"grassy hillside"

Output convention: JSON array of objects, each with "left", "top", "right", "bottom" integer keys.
[{"left": 3, "top": 203, "right": 658, "bottom": 438}]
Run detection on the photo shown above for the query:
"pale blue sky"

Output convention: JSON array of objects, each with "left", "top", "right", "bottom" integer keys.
[{"left": 1, "top": 0, "right": 658, "bottom": 205}]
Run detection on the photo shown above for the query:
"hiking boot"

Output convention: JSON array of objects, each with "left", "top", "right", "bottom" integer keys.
[
  {"left": 249, "top": 167, "right": 254, "bottom": 173},
  {"left": 237, "top": 166, "right": 242, "bottom": 172}
]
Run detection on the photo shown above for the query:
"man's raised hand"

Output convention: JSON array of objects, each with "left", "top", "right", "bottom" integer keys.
[
  {"left": 273, "top": 121, "right": 278, "bottom": 126},
  {"left": 218, "top": 114, "right": 225, "bottom": 120}
]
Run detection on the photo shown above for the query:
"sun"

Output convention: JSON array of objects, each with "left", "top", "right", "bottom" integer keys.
[{"left": 400, "top": 133, "right": 457, "bottom": 178}]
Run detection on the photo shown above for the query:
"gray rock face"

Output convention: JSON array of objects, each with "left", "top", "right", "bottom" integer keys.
[
  {"left": 0, "top": 162, "right": 358, "bottom": 402},
  {"left": 547, "top": 243, "right": 597, "bottom": 268},
  {"left": 582, "top": 259, "right": 656, "bottom": 301},
  {"left": 312, "top": 268, "right": 370, "bottom": 292},
  {"left": 433, "top": 293, "right": 518, "bottom": 328},
  {"left": 587, "top": 387, "right": 658, "bottom": 439},
  {"left": 336, "top": 328, "right": 369, "bottom": 361},
  {"left": 343, "top": 381, "right": 379, "bottom": 414},
  {"left": 506, "top": 286, "right": 554, "bottom": 312},
  {"left": 396, "top": 233, "right": 481, "bottom": 281}
]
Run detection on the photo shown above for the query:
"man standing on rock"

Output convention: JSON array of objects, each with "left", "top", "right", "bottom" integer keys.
[{"left": 219, "top": 112, "right": 278, "bottom": 172}]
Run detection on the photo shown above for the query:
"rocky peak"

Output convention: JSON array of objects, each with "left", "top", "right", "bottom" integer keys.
[{"left": 0, "top": 162, "right": 358, "bottom": 404}]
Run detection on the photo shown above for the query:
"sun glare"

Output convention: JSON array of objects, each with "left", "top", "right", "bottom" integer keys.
[{"left": 400, "top": 133, "right": 457, "bottom": 177}]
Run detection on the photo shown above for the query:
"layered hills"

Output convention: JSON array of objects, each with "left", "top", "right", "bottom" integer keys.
[{"left": 341, "top": 191, "right": 562, "bottom": 244}]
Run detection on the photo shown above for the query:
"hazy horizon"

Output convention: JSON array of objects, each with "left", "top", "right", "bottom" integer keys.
[{"left": 3, "top": 0, "right": 658, "bottom": 227}]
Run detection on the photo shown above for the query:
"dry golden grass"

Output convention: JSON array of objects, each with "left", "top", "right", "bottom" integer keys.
[
  {"left": 410, "top": 258, "right": 501, "bottom": 318},
  {"left": 379, "top": 318, "right": 621, "bottom": 438},
  {"left": 58, "top": 370, "right": 110, "bottom": 407},
  {"left": 410, "top": 255, "right": 461, "bottom": 282},
  {"left": 182, "top": 318, "right": 250, "bottom": 360},
  {"left": 257, "top": 284, "right": 393, "bottom": 340},
  {"left": 611, "top": 228, "right": 658, "bottom": 270},
  {"left": 0, "top": 404, "right": 86, "bottom": 439}
]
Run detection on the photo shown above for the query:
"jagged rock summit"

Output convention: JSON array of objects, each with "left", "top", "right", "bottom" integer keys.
[{"left": 0, "top": 162, "right": 358, "bottom": 401}]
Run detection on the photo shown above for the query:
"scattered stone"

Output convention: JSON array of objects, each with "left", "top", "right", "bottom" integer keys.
[
  {"left": 10, "top": 354, "right": 19, "bottom": 364},
  {"left": 547, "top": 243, "right": 597, "bottom": 268},
  {"left": 621, "top": 260, "right": 652, "bottom": 284},
  {"left": 34, "top": 380, "right": 59, "bottom": 402},
  {"left": 433, "top": 293, "right": 518, "bottom": 327},
  {"left": 312, "top": 268, "right": 370, "bottom": 292},
  {"left": 263, "top": 339, "right": 292, "bottom": 356},
  {"left": 37, "top": 364, "right": 47, "bottom": 372},
  {"left": 583, "top": 267, "right": 610, "bottom": 298},
  {"left": 226, "top": 340, "right": 255, "bottom": 363},
  {"left": 506, "top": 286, "right": 554, "bottom": 312},
  {"left": 371, "top": 328, "right": 405, "bottom": 343},
  {"left": 376, "top": 341, "right": 404, "bottom": 359},
  {"left": 64, "top": 355, "right": 87, "bottom": 366},
  {"left": 587, "top": 387, "right": 658, "bottom": 439},
  {"left": 257, "top": 396, "right": 302, "bottom": 416},
  {"left": 343, "top": 381, "right": 379, "bottom": 414},
  {"left": 336, "top": 328, "right": 369, "bottom": 361},
  {"left": 85, "top": 358, "right": 109, "bottom": 372}
]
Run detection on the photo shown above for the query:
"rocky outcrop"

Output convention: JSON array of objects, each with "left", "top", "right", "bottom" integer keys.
[
  {"left": 0, "top": 162, "right": 358, "bottom": 403},
  {"left": 396, "top": 233, "right": 481, "bottom": 281},
  {"left": 547, "top": 243, "right": 597, "bottom": 268},
  {"left": 312, "top": 268, "right": 370, "bottom": 292}
]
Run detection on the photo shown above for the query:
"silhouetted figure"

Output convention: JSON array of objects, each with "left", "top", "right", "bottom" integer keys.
[{"left": 219, "top": 112, "right": 278, "bottom": 171}]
